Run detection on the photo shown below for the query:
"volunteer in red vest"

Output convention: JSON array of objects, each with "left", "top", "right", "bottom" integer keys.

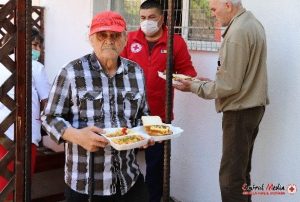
[{"left": 121, "top": 1, "right": 197, "bottom": 201}]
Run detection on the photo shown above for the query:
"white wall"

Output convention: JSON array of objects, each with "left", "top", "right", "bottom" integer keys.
[
  {"left": 245, "top": 1, "right": 300, "bottom": 202},
  {"left": 2, "top": 0, "right": 297, "bottom": 201},
  {"left": 40, "top": 0, "right": 93, "bottom": 82},
  {"left": 172, "top": 51, "right": 223, "bottom": 201}
]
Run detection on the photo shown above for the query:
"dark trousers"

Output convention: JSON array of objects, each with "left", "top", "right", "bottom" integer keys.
[
  {"left": 220, "top": 106, "right": 265, "bottom": 202},
  {"left": 64, "top": 174, "right": 149, "bottom": 202},
  {"left": 145, "top": 143, "right": 164, "bottom": 202}
]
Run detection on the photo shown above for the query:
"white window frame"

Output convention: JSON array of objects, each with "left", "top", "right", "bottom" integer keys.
[{"left": 181, "top": 0, "right": 221, "bottom": 52}]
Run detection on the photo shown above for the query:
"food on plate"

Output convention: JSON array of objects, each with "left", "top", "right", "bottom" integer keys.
[
  {"left": 111, "top": 135, "right": 145, "bottom": 145},
  {"left": 105, "top": 127, "right": 132, "bottom": 138},
  {"left": 158, "top": 71, "right": 199, "bottom": 82},
  {"left": 146, "top": 125, "right": 172, "bottom": 136},
  {"left": 172, "top": 73, "right": 195, "bottom": 81},
  {"left": 141, "top": 116, "right": 172, "bottom": 136}
]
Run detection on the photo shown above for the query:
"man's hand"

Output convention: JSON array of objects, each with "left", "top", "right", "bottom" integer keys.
[
  {"left": 141, "top": 138, "right": 155, "bottom": 149},
  {"left": 63, "top": 126, "right": 108, "bottom": 152},
  {"left": 173, "top": 79, "right": 193, "bottom": 92},
  {"left": 197, "top": 76, "right": 212, "bottom": 82}
]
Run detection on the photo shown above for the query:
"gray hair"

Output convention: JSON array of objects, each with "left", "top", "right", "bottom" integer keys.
[{"left": 221, "top": 0, "right": 242, "bottom": 6}]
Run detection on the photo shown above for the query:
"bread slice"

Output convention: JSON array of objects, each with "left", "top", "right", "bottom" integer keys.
[
  {"left": 172, "top": 73, "right": 193, "bottom": 80},
  {"left": 146, "top": 125, "right": 171, "bottom": 136},
  {"left": 142, "top": 116, "right": 163, "bottom": 126},
  {"left": 142, "top": 116, "right": 172, "bottom": 136}
]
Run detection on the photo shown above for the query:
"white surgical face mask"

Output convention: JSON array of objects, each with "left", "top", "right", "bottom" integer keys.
[{"left": 140, "top": 20, "right": 159, "bottom": 36}]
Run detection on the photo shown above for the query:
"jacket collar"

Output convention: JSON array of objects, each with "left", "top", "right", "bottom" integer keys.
[{"left": 222, "top": 8, "right": 246, "bottom": 38}]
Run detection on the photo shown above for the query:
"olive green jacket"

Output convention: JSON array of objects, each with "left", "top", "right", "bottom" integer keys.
[{"left": 191, "top": 9, "right": 269, "bottom": 112}]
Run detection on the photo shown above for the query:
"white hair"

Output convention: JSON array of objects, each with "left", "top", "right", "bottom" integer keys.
[{"left": 221, "top": 0, "right": 242, "bottom": 6}]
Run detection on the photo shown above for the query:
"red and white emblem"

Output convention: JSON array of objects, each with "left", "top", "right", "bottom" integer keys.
[
  {"left": 130, "top": 43, "right": 142, "bottom": 53},
  {"left": 287, "top": 184, "right": 297, "bottom": 194}
]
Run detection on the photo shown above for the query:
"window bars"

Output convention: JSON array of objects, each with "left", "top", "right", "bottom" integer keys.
[{"left": 110, "top": 0, "right": 221, "bottom": 51}]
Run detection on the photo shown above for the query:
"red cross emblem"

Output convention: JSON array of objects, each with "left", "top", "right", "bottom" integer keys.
[
  {"left": 130, "top": 43, "right": 142, "bottom": 53},
  {"left": 287, "top": 184, "right": 297, "bottom": 194}
]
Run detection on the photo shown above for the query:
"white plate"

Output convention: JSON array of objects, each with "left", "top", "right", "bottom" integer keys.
[
  {"left": 132, "top": 125, "right": 184, "bottom": 142},
  {"left": 102, "top": 128, "right": 149, "bottom": 151},
  {"left": 102, "top": 125, "right": 183, "bottom": 150}
]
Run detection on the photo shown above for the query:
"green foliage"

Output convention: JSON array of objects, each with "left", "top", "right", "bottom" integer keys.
[
  {"left": 123, "top": 0, "right": 141, "bottom": 28},
  {"left": 190, "top": 0, "right": 211, "bottom": 17}
]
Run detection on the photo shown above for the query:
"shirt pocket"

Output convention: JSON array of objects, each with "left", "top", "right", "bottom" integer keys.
[
  {"left": 78, "top": 90, "right": 104, "bottom": 123},
  {"left": 121, "top": 91, "right": 142, "bottom": 120}
]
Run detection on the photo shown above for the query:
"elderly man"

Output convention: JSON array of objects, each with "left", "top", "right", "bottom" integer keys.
[
  {"left": 42, "top": 11, "right": 152, "bottom": 202},
  {"left": 174, "top": 0, "right": 268, "bottom": 201}
]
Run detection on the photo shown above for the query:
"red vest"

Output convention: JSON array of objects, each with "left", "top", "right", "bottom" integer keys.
[{"left": 121, "top": 26, "right": 197, "bottom": 121}]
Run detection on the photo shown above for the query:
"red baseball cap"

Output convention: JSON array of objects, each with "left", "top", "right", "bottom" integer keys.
[{"left": 89, "top": 11, "right": 127, "bottom": 36}]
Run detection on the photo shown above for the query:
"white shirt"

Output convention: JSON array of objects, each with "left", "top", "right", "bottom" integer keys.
[{"left": 0, "top": 59, "right": 51, "bottom": 145}]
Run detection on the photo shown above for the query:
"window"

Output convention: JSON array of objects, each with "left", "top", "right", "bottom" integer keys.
[
  {"left": 99, "top": 0, "right": 221, "bottom": 51},
  {"left": 111, "top": 0, "right": 142, "bottom": 31},
  {"left": 184, "top": 0, "right": 221, "bottom": 51}
]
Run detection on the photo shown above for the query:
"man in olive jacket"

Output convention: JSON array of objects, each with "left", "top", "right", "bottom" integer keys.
[{"left": 173, "top": 0, "right": 269, "bottom": 201}]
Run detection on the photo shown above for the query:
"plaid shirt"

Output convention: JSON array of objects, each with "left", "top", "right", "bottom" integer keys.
[{"left": 42, "top": 53, "right": 149, "bottom": 195}]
